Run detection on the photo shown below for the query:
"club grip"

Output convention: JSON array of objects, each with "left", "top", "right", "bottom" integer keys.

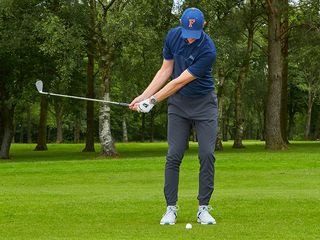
[{"left": 119, "top": 103, "right": 130, "bottom": 107}]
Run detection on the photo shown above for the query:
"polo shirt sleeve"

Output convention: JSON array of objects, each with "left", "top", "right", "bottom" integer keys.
[
  {"left": 163, "top": 31, "right": 173, "bottom": 60},
  {"left": 187, "top": 51, "right": 216, "bottom": 78}
]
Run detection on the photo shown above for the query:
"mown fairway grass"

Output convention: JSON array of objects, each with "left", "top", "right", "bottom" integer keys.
[{"left": 0, "top": 141, "right": 319, "bottom": 240}]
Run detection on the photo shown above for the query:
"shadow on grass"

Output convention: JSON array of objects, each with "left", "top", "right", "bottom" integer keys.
[{"left": 1, "top": 141, "right": 319, "bottom": 163}]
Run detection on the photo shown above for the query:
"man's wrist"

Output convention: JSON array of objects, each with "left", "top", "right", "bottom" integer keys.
[{"left": 150, "top": 95, "right": 157, "bottom": 105}]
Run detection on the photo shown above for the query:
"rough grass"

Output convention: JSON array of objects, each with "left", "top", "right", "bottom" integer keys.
[{"left": 0, "top": 141, "right": 319, "bottom": 240}]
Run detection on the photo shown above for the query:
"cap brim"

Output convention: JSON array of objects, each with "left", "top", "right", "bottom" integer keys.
[{"left": 181, "top": 28, "right": 202, "bottom": 39}]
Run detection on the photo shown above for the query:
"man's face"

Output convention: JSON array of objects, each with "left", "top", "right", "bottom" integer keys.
[{"left": 187, "top": 38, "right": 196, "bottom": 44}]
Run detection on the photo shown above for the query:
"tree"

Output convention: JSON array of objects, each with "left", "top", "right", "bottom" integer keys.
[
  {"left": 290, "top": 0, "right": 320, "bottom": 139},
  {"left": 83, "top": 0, "right": 96, "bottom": 152},
  {"left": 280, "top": 0, "right": 289, "bottom": 143},
  {"left": 265, "top": 0, "right": 287, "bottom": 150},
  {"left": 0, "top": 0, "right": 41, "bottom": 158},
  {"left": 34, "top": 1, "right": 86, "bottom": 148},
  {"left": 233, "top": 0, "right": 262, "bottom": 148}
]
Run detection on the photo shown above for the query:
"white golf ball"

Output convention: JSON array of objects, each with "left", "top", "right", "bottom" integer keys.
[{"left": 186, "top": 223, "right": 192, "bottom": 229}]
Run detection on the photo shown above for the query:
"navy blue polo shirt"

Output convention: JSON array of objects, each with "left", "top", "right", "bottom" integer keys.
[{"left": 163, "top": 27, "right": 216, "bottom": 96}]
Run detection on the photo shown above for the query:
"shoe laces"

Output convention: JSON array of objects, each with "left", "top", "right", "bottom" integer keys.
[
  {"left": 163, "top": 205, "right": 179, "bottom": 216},
  {"left": 199, "top": 205, "right": 213, "bottom": 212}
]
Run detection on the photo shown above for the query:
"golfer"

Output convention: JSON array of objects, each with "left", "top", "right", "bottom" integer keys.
[{"left": 129, "top": 8, "right": 218, "bottom": 225}]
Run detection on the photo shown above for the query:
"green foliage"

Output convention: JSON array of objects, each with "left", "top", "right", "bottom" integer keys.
[{"left": 2, "top": 0, "right": 320, "bottom": 145}]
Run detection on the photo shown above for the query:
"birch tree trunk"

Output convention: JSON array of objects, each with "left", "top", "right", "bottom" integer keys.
[
  {"left": 98, "top": 54, "right": 117, "bottom": 157},
  {"left": 96, "top": 0, "right": 118, "bottom": 157},
  {"left": 122, "top": 115, "right": 128, "bottom": 142},
  {"left": 265, "top": 0, "right": 287, "bottom": 150},
  {"left": 99, "top": 93, "right": 117, "bottom": 156}
]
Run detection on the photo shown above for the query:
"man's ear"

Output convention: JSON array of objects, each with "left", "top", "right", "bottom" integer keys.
[{"left": 203, "top": 21, "right": 207, "bottom": 27}]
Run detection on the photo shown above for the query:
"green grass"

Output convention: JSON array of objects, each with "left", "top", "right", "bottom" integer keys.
[{"left": 0, "top": 141, "right": 319, "bottom": 240}]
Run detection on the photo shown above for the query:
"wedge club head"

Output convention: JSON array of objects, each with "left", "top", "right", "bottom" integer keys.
[{"left": 35, "top": 80, "right": 43, "bottom": 93}]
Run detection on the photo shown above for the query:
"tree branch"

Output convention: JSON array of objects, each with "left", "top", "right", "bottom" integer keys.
[
  {"left": 105, "top": 0, "right": 117, "bottom": 12},
  {"left": 97, "top": 0, "right": 106, "bottom": 13}
]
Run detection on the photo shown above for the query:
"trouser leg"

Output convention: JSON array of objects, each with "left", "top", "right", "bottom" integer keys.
[
  {"left": 194, "top": 116, "right": 218, "bottom": 205},
  {"left": 164, "top": 114, "right": 191, "bottom": 206}
]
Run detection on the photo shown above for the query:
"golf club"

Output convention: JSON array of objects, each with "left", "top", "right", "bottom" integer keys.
[{"left": 35, "top": 80, "right": 129, "bottom": 107}]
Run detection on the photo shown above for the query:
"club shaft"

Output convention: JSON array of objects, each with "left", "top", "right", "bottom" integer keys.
[{"left": 40, "top": 91, "right": 129, "bottom": 107}]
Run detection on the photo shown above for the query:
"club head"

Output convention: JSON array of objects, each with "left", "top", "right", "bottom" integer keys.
[{"left": 35, "top": 80, "right": 43, "bottom": 93}]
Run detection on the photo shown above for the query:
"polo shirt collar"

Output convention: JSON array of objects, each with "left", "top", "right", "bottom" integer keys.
[{"left": 183, "top": 31, "right": 204, "bottom": 47}]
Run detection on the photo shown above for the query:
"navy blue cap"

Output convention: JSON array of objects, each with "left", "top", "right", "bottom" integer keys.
[{"left": 181, "top": 8, "right": 204, "bottom": 39}]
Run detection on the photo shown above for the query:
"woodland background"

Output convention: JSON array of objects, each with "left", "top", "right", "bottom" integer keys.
[{"left": 1, "top": 0, "right": 320, "bottom": 159}]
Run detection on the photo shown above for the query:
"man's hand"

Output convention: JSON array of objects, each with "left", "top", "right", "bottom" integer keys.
[
  {"left": 137, "top": 98, "right": 154, "bottom": 113},
  {"left": 129, "top": 95, "right": 145, "bottom": 111}
]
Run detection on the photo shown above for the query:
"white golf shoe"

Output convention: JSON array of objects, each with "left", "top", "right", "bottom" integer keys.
[
  {"left": 197, "top": 205, "right": 216, "bottom": 224},
  {"left": 160, "top": 206, "right": 178, "bottom": 225}
]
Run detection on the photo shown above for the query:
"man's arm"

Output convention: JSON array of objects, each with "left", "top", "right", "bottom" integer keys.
[
  {"left": 141, "top": 59, "right": 174, "bottom": 98},
  {"left": 134, "top": 69, "right": 196, "bottom": 113},
  {"left": 153, "top": 69, "right": 196, "bottom": 102},
  {"left": 129, "top": 59, "right": 173, "bottom": 109}
]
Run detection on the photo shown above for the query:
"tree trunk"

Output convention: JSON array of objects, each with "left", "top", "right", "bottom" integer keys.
[
  {"left": 0, "top": 105, "right": 14, "bottom": 159},
  {"left": 83, "top": 51, "right": 95, "bottom": 151},
  {"left": 265, "top": 0, "right": 287, "bottom": 150},
  {"left": 96, "top": 0, "right": 117, "bottom": 157},
  {"left": 122, "top": 115, "right": 128, "bottom": 142},
  {"left": 35, "top": 95, "right": 48, "bottom": 151},
  {"left": 304, "top": 87, "right": 313, "bottom": 140},
  {"left": 233, "top": 68, "right": 246, "bottom": 149},
  {"left": 99, "top": 97, "right": 117, "bottom": 157},
  {"left": 98, "top": 62, "right": 117, "bottom": 157},
  {"left": 280, "top": 0, "right": 289, "bottom": 144},
  {"left": 54, "top": 103, "right": 63, "bottom": 143},
  {"left": 315, "top": 112, "right": 320, "bottom": 140},
  {"left": 83, "top": 0, "right": 96, "bottom": 152}
]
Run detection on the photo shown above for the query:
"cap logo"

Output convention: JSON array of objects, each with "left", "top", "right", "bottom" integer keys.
[{"left": 189, "top": 19, "right": 196, "bottom": 28}]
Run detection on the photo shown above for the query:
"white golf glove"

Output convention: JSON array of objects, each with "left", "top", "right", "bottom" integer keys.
[{"left": 137, "top": 98, "right": 154, "bottom": 113}]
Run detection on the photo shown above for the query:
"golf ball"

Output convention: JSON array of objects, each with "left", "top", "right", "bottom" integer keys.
[{"left": 186, "top": 223, "right": 192, "bottom": 229}]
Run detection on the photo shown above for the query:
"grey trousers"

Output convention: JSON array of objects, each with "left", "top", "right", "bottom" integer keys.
[{"left": 164, "top": 91, "right": 218, "bottom": 206}]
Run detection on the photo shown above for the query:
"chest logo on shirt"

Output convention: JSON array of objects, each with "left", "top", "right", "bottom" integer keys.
[{"left": 189, "top": 19, "right": 196, "bottom": 28}]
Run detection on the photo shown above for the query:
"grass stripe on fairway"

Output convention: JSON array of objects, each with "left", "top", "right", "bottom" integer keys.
[{"left": 0, "top": 141, "right": 319, "bottom": 240}]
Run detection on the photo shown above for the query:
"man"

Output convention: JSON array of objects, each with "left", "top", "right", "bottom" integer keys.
[{"left": 129, "top": 8, "right": 218, "bottom": 225}]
